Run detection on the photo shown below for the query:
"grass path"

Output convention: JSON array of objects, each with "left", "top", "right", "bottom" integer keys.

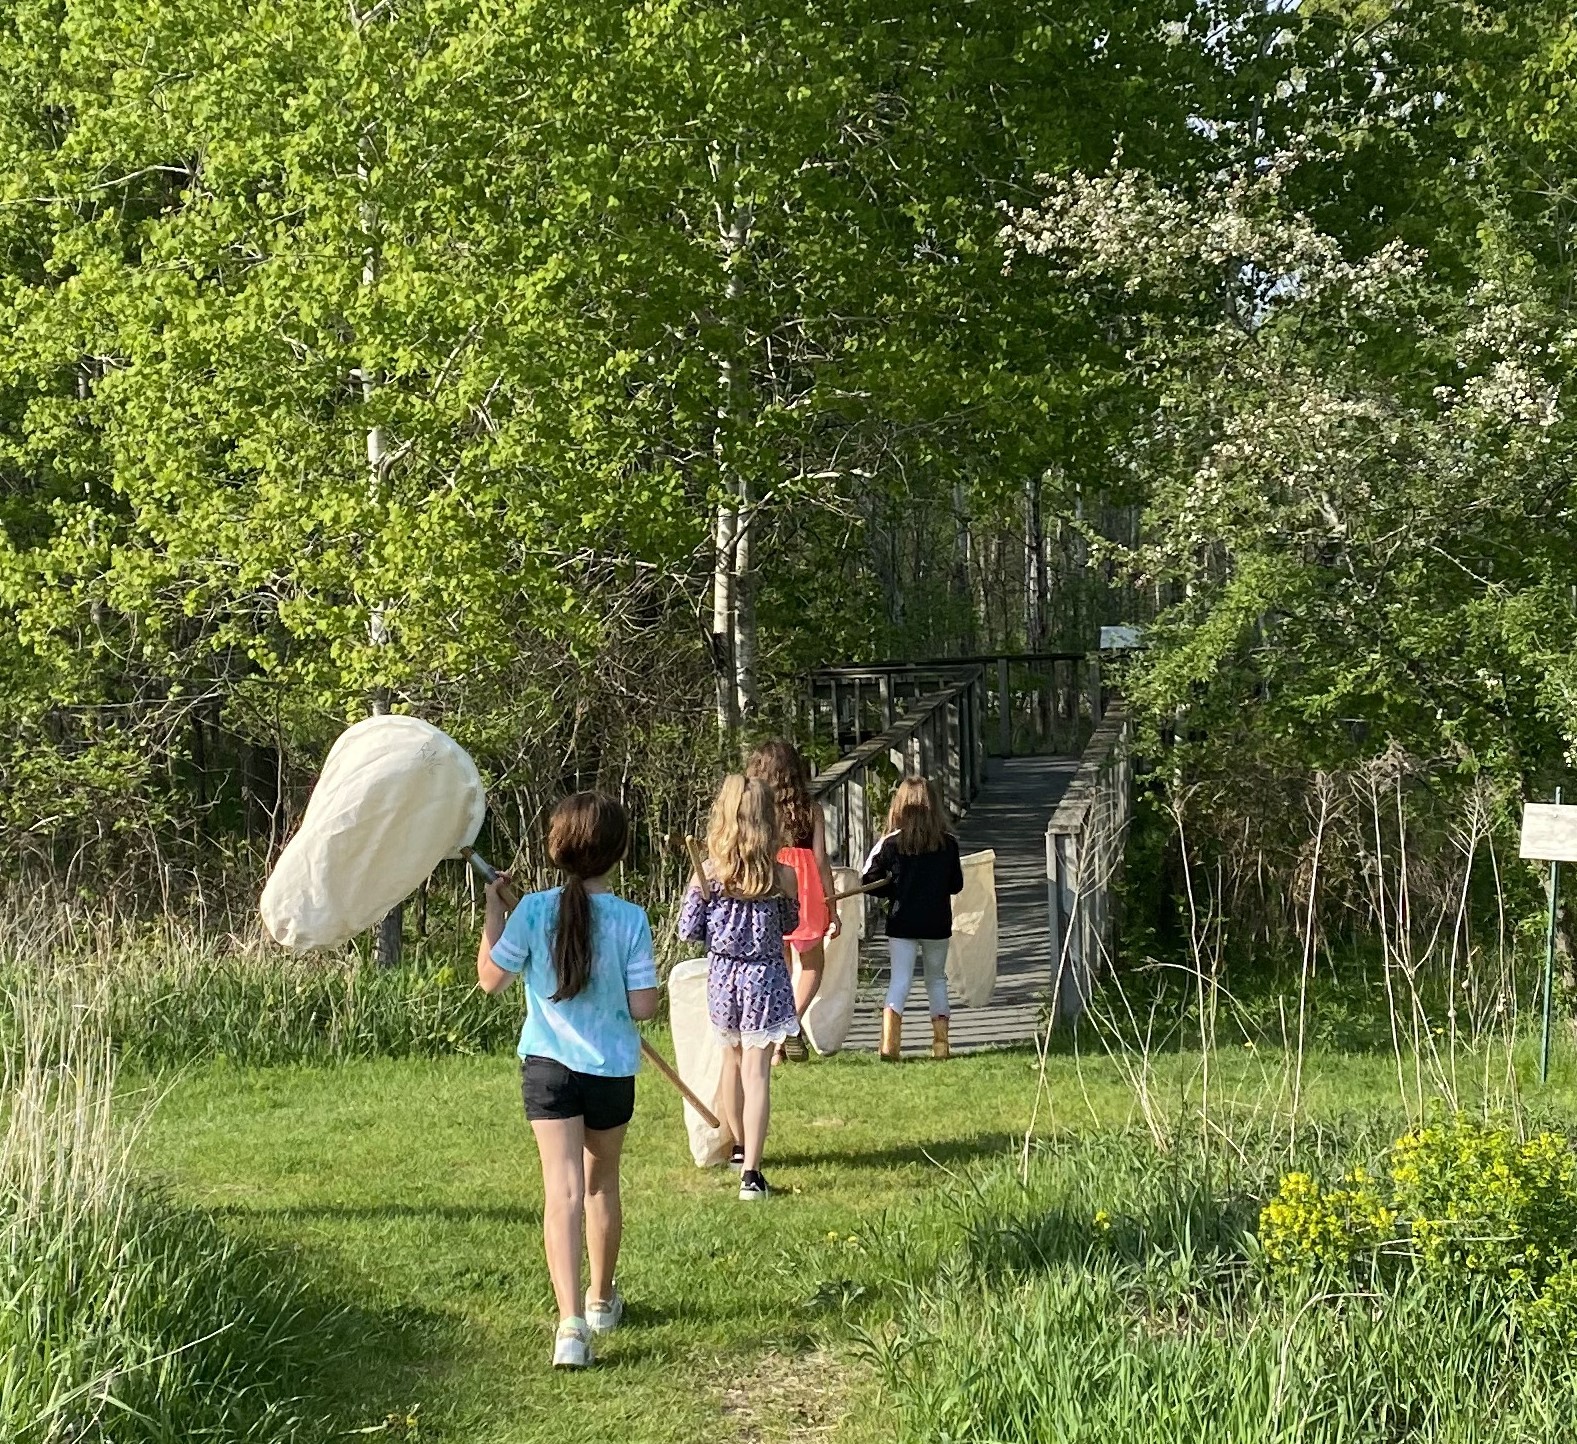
[
  {"left": 137, "top": 1041, "right": 1056, "bottom": 1442},
  {"left": 132, "top": 1035, "right": 1488, "bottom": 1442}
]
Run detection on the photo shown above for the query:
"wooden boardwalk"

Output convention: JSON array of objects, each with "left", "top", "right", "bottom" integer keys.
[{"left": 841, "top": 755, "right": 1079, "bottom": 1056}]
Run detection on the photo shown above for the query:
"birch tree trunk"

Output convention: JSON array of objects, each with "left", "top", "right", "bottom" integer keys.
[
  {"left": 710, "top": 182, "right": 754, "bottom": 735},
  {"left": 733, "top": 476, "right": 756, "bottom": 725},
  {"left": 712, "top": 501, "right": 738, "bottom": 732},
  {"left": 356, "top": 102, "right": 403, "bottom": 968}
]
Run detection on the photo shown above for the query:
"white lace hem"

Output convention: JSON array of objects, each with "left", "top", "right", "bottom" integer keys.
[{"left": 716, "top": 1019, "right": 801, "bottom": 1050}]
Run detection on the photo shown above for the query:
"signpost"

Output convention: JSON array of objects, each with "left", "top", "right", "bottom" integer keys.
[{"left": 1520, "top": 790, "right": 1574, "bottom": 1083}]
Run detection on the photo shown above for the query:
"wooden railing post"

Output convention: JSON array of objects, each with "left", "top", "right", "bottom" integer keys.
[
  {"left": 997, "top": 656, "right": 1011, "bottom": 758},
  {"left": 944, "top": 695, "right": 960, "bottom": 817},
  {"left": 958, "top": 674, "right": 971, "bottom": 788},
  {"left": 1044, "top": 702, "right": 1131, "bottom": 1027},
  {"left": 849, "top": 773, "right": 868, "bottom": 872},
  {"left": 960, "top": 684, "right": 975, "bottom": 804}
]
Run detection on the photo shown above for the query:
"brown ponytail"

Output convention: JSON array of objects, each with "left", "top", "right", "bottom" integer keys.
[
  {"left": 547, "top": 792, "right": 630, "bottom": 1001},
  {"left": 745, "top": 739, "right": 815, "bottom": 847}
]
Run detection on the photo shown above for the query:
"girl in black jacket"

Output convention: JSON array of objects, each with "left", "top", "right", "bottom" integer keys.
[{"left": 861, "top": 776, "right": 964, "bottom": 1060}]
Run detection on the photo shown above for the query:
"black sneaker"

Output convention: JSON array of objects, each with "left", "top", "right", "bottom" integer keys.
[
  {"left": 738, "top": 1169, "right": 770, "bottom": 1202},
  {"left": 728, "top": 1145, "right": 745, "bottom": 1172}
]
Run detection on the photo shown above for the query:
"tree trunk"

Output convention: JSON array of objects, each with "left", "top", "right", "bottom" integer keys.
[
  {"left": 1070, "top": 476, "right": 1089, "bottom": 645},
  {"left": 710, "top": 186, "right": 754, "bottom": 736},
  {"left": 712, "top": 501, "right": 738, "bottom": 733},
  {"left": 1027, "top": 474, "right": 1049, "bottom": 650},
  {"left": 1027, "top": 476, "right": 1052, "bottom": 740},
  {"left": 953, "top": 482, "right": 974, "bottom": 652},
  {"left": 368, "top": 690, "right": 404, "bottom": 966},
  {"left": 733, "top": 478, "right": 756, "bottom": 725},
  {"left": 357, "top": 109, "right": 404, "bottom": 967}
]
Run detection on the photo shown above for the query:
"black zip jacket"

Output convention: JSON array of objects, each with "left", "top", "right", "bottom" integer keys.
[{"left": 860, "top": 831, "right": 964, "bottom": 940}]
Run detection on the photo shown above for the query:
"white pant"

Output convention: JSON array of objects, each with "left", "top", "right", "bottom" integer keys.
[{"left": 885, "top": 937, "right": 951, "bottom": 1017}]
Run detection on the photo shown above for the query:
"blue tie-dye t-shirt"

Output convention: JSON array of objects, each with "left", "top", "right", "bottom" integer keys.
[{"left": 488, "top": 888, "right": 658, "bottom": 1077}]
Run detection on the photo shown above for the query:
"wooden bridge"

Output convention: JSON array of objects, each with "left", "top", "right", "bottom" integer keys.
[{"left": 805, "top": 655, "right": 1134, "bottom": 1057}]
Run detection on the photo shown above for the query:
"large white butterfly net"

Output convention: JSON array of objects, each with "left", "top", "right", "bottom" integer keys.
[{"left": 261, "top": 715, "right": 487, "bottom": 953}]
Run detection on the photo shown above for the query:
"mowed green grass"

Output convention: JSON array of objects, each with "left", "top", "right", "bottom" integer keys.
[{"left": 132, "top": 1035, "right": 1570, "bottom": 1443}]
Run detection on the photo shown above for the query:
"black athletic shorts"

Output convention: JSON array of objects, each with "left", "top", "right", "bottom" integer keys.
[{"left": 521, "top": 1056, "right": 635, "bottom": 1131}]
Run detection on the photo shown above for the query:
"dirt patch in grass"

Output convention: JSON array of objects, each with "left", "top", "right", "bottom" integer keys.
[{"left": 718, "top": 1347, "right": 874, "bottom": 1442}]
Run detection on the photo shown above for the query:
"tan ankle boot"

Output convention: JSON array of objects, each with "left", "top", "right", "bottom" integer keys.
[
  {"left": 880, "top": 1008, "right": 902, "bottom": 1061},
  {"left": 931, "top": 1015, "right": 950, "bottom": 1060}
]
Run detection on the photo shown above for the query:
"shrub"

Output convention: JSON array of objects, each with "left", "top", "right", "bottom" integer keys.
[
  {"left": 870, "top": 1132, "right": 1577, "bottom": 1444},
  {"left": 1259, "top": 1114, "right": 1577, "bottom": 1342},
  {"left": 1388, "top": 1117, "right": 1577, "bottom": 1280},
  {"left": 1257, "top": 1167, "right": 1395, "bottom": 1271}
]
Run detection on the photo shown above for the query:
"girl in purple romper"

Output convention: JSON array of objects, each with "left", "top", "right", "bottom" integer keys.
[{"left": 679, "top": 774, "right": 799, "bottom": 1202}]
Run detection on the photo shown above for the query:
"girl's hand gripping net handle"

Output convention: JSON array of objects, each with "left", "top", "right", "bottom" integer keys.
[{"left": 462, "top": 847, "right": 722, "bottom": 1131}]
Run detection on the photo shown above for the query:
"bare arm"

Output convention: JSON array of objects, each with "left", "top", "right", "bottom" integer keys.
[
  {"left": 628, "top": 986, "right": 660, "bottom": 1021},
  {"left": 476, "top": 877, "right": 518, "bottom": 996},
  {"left": 811, "top": 808, "right": 840, "bottom": 939}
]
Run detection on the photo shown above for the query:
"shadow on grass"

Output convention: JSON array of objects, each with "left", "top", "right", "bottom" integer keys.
[
  {"left": 290, "top": 1290, "right": 467, "bottom": 1436},
  {"left": 144, "top": 1196, "right": 472, "bottom": 1442},
  {"left": 229, "top": 1200, "right": 540, "bottom": 1226},
  {"left": 955, "top": 1194, "right": 1261, "bottom": 1285},
  {"left": 775, "top": 1132, "right": 1018, "bottom": 1173}
]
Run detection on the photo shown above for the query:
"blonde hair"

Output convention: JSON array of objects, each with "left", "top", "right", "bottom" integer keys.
[
  {"left": 885, "top": 776, "right": 947, "bottom": 855},
  {"left": 706, "top": 775, "right": 781, "bottom": 899}
]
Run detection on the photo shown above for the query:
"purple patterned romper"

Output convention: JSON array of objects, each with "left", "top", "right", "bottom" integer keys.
[{"left": 678, "top": 882, "right": 801, "bottom": 1048}]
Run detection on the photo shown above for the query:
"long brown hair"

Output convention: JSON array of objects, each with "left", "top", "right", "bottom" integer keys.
[
  {"left": 548, "top": 792, "right": 629, "bottom": 1001},
  {"left": 705, "top": 775, "right": 780, "bottom": 899},
  {"left": 745, "top": 739, "right": 816, "bottom": 847},
  {"left": 885, "top": 776, "right": 948, "bottom": 855}
]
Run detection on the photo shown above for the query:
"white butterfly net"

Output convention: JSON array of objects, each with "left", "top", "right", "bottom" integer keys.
[{"left": 260, "top": 715, "right": 486, "bottom": 953}]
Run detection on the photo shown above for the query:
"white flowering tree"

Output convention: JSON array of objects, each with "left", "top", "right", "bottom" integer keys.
[
  {"left": 1001, "top": 136, "right": 1577, "bottom": 971},
  {"left": 1004, "top": 151, "right": 1577, "bottom": 779}
]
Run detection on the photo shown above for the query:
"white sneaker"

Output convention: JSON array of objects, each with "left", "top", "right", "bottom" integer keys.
[
  {"left": 738, "top": 1169, "right": 771, "bottom": 1202},
  {"left": 585, "top": 1286, "right": 624, "bottom": 1335},
  {"left": 552, "top": 1318, "right": 593, "bottom": 1368}
]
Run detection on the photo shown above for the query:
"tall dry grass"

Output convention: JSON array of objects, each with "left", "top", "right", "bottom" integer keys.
[
  {"left": 1038, "top": 754, "right": 1550, "bottom": 1158},
  {"left": 0, "top": 984, "right": 328, "bottom": 1442},
  {"left": 0, "top": 903, "right": 519, "bottom": 1069}
]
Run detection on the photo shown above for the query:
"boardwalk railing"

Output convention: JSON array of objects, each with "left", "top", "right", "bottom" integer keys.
[
  {"left": 808, "top": 652, "right": 1099, "bottom": 762},
  {"left": 1045, "top": 701, "right": 1133, "bottom": 1025},
  {"left": 808, "top": 675, "right": 985, "bottom": 869}
]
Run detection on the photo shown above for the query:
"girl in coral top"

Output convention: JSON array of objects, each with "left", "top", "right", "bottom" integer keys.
[{"left": 746, "top": 739, "right": 839, "bottom": 1063}]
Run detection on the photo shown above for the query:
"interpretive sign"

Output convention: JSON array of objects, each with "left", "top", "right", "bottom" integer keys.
[
  {"left": 1521, "top": 794, "right": 1571, "bottom": 1084},
  {"left": 1519, "top": 803, "right": 1577, "bottom": 863}
]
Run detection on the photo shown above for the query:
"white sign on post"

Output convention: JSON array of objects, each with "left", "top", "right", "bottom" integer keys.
[{"left": 1520, "top": 804, "right": 1577, "bottom": 863}]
